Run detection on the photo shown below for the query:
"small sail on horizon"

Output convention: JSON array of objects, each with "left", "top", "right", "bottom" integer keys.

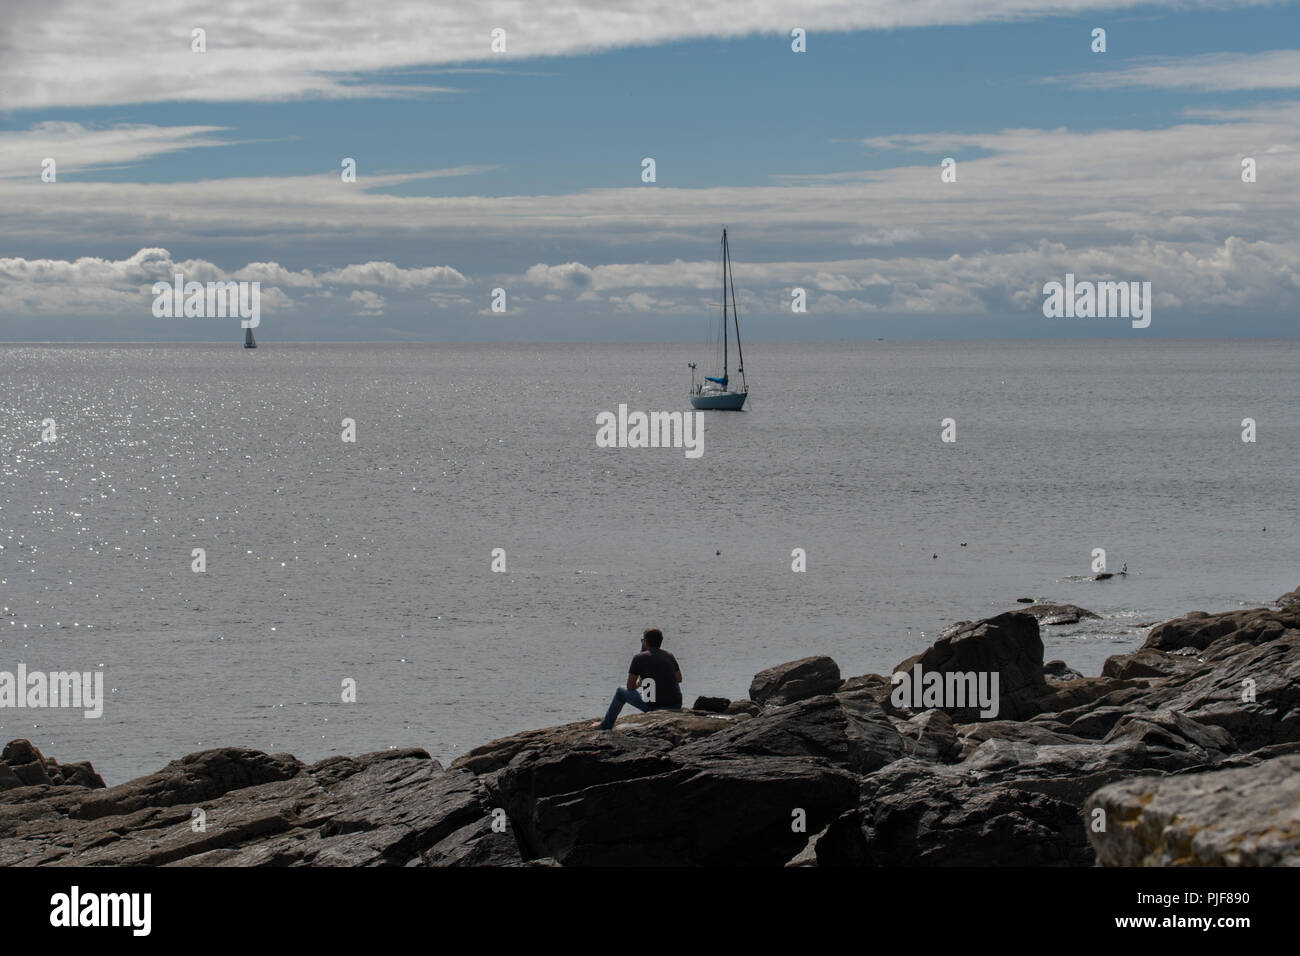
[{"left": 244, "top": 326, "right": 257, "bottom": 349}]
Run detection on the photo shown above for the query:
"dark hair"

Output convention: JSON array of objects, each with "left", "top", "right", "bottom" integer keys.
[{"left": 643, "top": 628, "right": 664, "bottom": 649}]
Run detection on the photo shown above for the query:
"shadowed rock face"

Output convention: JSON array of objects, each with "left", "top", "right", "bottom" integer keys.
[
  {"left": 464, "top": 704, "right": 863, "bottom": 865},
  {"left": 4, "top": 592, "right": 1299, "bottom": 867},
  {"left": 1086, "top": 755, "right": 1300, "bottom": 866},
  {"left": 692, "top": 695, "right": 730, "bottom": 713},
  {"left": 749, "top": 656, "right": 842, "bottom": 707},
  {"left": 0, "top": 747, "right": 532, "bottom": 867},
  {"left": 1, "top": 740, "right": 104, "bottom": 792},
  {"left": 894, "top": 612, "right": 1047, "bottom": 721}
]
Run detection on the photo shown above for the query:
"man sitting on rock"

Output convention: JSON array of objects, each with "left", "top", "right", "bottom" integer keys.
[{"left": 594, "top": 628, "right": 683, "bottom": 730}]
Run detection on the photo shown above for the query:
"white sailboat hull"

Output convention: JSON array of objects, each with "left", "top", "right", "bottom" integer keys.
[{"left": 691, "top": 389, "right": 747, "bottom": 410}]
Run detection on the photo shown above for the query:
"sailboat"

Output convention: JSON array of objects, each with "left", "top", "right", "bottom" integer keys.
[
  {"left": 689, "top": 228, "right": 748, "bottom": 410},
  {"left": 243, "top": 326, "right": 257, "bottom": 349}
]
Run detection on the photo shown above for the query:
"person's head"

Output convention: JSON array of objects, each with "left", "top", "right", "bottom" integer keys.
[{"left": 642, "top": 628, "right": 664, "bottom": 650}]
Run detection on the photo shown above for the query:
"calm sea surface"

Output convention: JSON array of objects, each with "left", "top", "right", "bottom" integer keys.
[{"left": 2, "top": 340, "right": 1297, "bottom": 782}]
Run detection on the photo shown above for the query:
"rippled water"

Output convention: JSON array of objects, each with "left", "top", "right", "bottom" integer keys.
[{"left": 1, "top": 340, "right": 1297, "bottom": 782}]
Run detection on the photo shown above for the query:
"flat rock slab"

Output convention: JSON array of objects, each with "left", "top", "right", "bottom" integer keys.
[
  {"left": 1086, "top": 754, "right": 1300, "bottom": 866},
  {"left": 1018, "top": 604, "right": 1100, "bottom": 626},
  {"left": 0, "top": 747, "right": 513, "bottom": 867},
  {"left": 1145, "top": 606, "right": 1300, "bottom": 652}
]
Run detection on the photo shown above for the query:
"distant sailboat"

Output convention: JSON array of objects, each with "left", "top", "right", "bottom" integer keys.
[
  {"left": 689, "top": 227, "right": 748, "bottom": 410},
  {"left": 243, "top": 326, "right": 257, "bottom": 349}
]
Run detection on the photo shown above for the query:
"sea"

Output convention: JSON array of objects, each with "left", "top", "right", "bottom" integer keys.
[{"left": 2, "top": 340, "right": 1297, "bottom": 783}]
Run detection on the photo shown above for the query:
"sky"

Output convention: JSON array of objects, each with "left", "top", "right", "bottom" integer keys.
[{"left": 0, "top": 0, "right": 1297, "bottom": 342}]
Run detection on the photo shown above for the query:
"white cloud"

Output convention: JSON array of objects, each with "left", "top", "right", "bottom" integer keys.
[
  {"left": 0, "top": 122, "right": 234, "bottom": 179},
  {"left": 233, "top": 262, "right": 319, "bottom": 287},
  {"left": 320, "top": 262, "right": 468, "bottom": 288},
  {"left": 4, "top": 95, "right": 1299, "bottom": 329},
  {"left": 516, "top": 235, "right": 1300, "bottom": 316},
  {"left": 0, "top": 249, "right": 466, "bottom": 318},
  {"left": 808, "top": 271, "right": 862, "bottom": 291},
  {"left": 607, "top": 291, "right": 694, "bottom": 313},
  {"left": 6, "top": 101, "right": 1297, "bottom": 254},
  {"left": 3, "top": 234, "right": 1297, "bottom": 325},
  {"left": 348, "top": 290, "right": 387, "bottom": 315},
  {"left": 1053, "top": 49, "right": 1300, "bottom": 91},
  {"left": 429, "top": 291, "right": 474, "bottom": 309},
  {"left": 851, "top": 227, "right": 922, "bottom": 247},
  {"left": 521, "top": 262, "right": 595, "bottom": 290},
  {"left": 0, "top": 2, "right": 1264, "bottom": 109}
]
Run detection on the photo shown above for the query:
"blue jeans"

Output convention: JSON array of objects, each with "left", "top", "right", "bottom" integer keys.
[{"left": 601, "top": 686, "right": 680, "bottom": 730}]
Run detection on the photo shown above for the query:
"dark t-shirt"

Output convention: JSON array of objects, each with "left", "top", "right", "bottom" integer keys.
[{"left": 629, "top": 648, "right": 682, "bottom": 708}]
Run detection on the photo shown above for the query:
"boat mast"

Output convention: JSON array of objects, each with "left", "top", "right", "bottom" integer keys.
[
  {"left": 721, "top": 227, "right": 728, "bottom": 383},
  {"left": 726, "top": 230, "right": 746, "bottom": 390}
]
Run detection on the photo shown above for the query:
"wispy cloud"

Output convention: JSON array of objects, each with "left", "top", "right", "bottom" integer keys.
[
  {"left": 1, "top": 0, "right": 1266, "bottom": 109},
  {"left": 1050, "top": 49, "right": 1300, "bottom": 91},
  {"left": 0, "top": 122, "right": 235, "bottom": 179},
  {"left": 5, "top": 103, "right": 1296, "bottom": 250}
]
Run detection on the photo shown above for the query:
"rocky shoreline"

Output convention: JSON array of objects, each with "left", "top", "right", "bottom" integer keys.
[{"left": 3, "top": 589, "right": 1299, "bottom": 866}]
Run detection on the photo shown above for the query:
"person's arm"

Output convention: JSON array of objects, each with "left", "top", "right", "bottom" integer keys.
[{"left": 626, "top": 673, "right": 639, "bottom": 691}]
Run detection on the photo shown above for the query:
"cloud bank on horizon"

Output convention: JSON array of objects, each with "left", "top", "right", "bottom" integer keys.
[{"left": 0, "top": 0, "right": 1296, "bottom": 341}]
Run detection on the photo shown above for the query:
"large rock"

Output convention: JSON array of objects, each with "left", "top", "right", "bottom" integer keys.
[
  {"left": 523, "top": 757, "right": 858, "bottom": 866},
  {"left": 692, "top": 696, "right": 730, "bottom": 713},
  {"left": 1, "top": 741, "right": 49, "bottom": 788},
  {"left": 0, "top": 741, "right": 104, "bottom": 791},
  {"left": 898, "top": 709, "right": 961, "bottom": 762},
  {"left": 749, "top": 656, "right": 842, "bottom": 707},
  {"left": 1101, "top": 710, "right": 1236, "bottom": 771},
  {"left": 1144, "top": 606, "right": 1300, "bottom": 652},
  {"left": 678, "top": 694, "right": 910, "bottom": 775},
  {"left": 852, "top": 739, "right": 1152, "bottom": 866},
  {"left": 0, "top": 746, "right": 521, "bottom": 867},
  {"left": 1054, "top": 703, "right": 1148, "bottom": 740},
  {"left": 893, "top": 612, "right": 1047, "bottom": 721},
  {"left": 417, "top": 818, "right": 526, "bottom": 867},
  {"left": 836, "top": 673, "right": 892, "bottom": 701},
  {"left": 1030, "top": 676, "right": 1143, "bottom": 715},
  {"left": 955, "top": 720, "right": 1091, "bottom": 758},
  {"left": 472, "top": 703, "right": 866, "bottom": 864},
  {"left": 1122, "top": 632, "right": 1300, "bottom": 751},
  {"left": 804, "top": 809, "right": 871, "bottom": 866},
  {"left": 1102, "top": 647, "right": 1200, "bottom": 680},
  {"left": 450, "top": 709, "right": 742, "bottom": 775},
  {"left": 73, "top": 748, "right": 301, "bottom": 820},
  {"left": 1086, "top": 754, "right": 1300, "bottom": 865},
  {"left": 1043, "top": 660, "right": 1085, "bottom": 683},
  {"left": 4, "top": 595, "right": 1299, "bottom": 869}
]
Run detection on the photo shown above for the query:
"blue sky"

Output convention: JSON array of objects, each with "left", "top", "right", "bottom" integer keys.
[{"left": 1, "top": 1, "right": 1297, "bottom": 341}]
